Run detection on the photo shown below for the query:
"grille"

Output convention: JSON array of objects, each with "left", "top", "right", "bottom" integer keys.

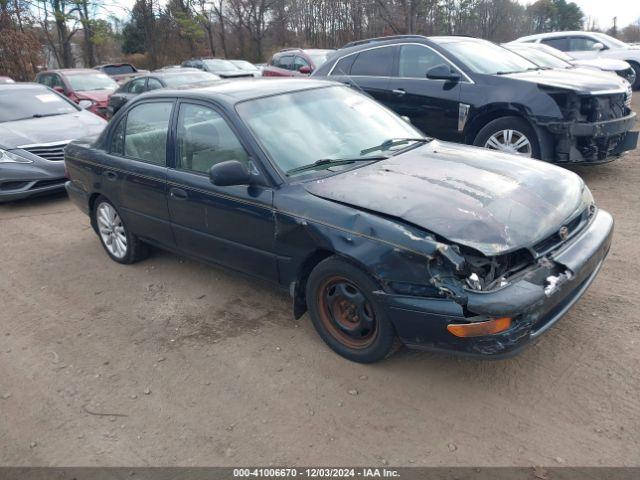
[
  {"left": 21, "top": 141, "right": 69, "bottom": 161},
  {"left": 532, "top": 209, "right": 589, "bottom": 256},
  {"left": 581, "top": 93, "right": 628, "bottom": 122}
]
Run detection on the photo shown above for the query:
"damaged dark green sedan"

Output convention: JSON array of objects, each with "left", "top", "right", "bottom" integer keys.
[{"left": 64, "top": 79, "right": 613, "bottom": 363}]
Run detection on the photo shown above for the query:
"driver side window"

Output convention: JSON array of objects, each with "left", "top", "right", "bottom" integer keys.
[{"left": 176, "top": 103, "right": 248, "bottom": 174}]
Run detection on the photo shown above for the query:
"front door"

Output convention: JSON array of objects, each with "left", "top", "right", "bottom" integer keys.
[
  {"left": 166, "top": 101, "right": 278, "bottom": 281},
  {"left": 385, "top": 44, "right": 462, "bottom": 141}
]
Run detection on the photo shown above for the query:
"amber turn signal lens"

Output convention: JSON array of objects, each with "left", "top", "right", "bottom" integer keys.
[{"left": 447, "top": 317, "right": 512, "bottom": 338}]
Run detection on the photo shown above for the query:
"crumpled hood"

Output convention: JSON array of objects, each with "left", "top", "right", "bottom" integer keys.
[
  {"left": 305, "top": 141, "right": 588, "bottom": 256},
  {"left": 572, "top": 58, "right": 631, "bottom": 72},
  {"left": 75, "top": 89, "right": 114, "bottom": 104},
  {"left": 0, "top": 110, "right": 106, "bottom": 148},
  {"left": 503, "top": 68, "right": 627, "bottom": 94}
]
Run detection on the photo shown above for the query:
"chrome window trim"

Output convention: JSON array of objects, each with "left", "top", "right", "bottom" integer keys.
[
  {"left": 18, "top": 139, "right": 73, "bottom": 149},
  {"left": 328, "top": 42, "right": 474, "bottom": 84}
]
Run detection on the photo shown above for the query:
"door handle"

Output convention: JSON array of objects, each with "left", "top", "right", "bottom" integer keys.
[
  {"left": 392, "top": 88, "right": 406, "bottom": 96},
  {"left": 104, "top": 171, "right": 117, "bottom": 181},
  {"left": 169, "top": 187, "right": 188, "bottom": 200}
]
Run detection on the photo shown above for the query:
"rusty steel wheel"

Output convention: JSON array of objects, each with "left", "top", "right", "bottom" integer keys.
[
  {"left": 306, "top": 256, "right": 399, "bottom": 363},
  {"left": 317, "top": 276, "right": 378, "bottom": 349}
]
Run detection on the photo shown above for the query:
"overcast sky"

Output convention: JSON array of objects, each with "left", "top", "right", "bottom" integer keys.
[{"left": 519, "top": 0, "right": 640, "bottom": 29}]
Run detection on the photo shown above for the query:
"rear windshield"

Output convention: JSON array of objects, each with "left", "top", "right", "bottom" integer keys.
[
  {"left": 203, "top": 59, "right": 238, "bottom": 72},
  {"left": 162, "top": 72, "right": 220, "bottom": 87},
  {"left": 0, "top": 87, "right": 78, "bottom": 123},
  {"left": 102, "top": 65, "right": 136, "bottom": 75}
]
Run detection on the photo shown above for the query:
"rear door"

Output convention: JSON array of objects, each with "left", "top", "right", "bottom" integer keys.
[
  {"left": 332, "top": 45, "right": 395, "bottom": 104},
  {"left": 386, "top": 43, "right": 462, "bottom": 141},
  {"left": 166, "top": 100, "right": 278, "bottom": 280},
  {"left": 107, "top": 100, "right": 175, "bottom": 248}
]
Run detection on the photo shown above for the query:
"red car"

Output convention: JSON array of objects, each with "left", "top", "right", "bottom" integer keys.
[
  {"left": 262, "top": 48, "right": 334, "bottom": 77},
  {"left": 35, "top": 69, "right": 118, "bottom": 119}
]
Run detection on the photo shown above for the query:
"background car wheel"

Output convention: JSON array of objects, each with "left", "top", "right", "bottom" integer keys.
[
  {"left": 306, "top": 256, "right": 400, "bottom": 363},
  {"left": 628, "top": 61, "right": 640, "bottom": 90},
  {"left": 474, "top": 116, "right": 540, "bottom": 159},
  {"left": 92, "top": 196, "right": 148, "bottom": 264}
]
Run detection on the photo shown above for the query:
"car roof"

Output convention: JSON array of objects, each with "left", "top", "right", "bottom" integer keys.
[
  {"left": 516, "top": 31, "right": 600, "bottom": 41},
  {"left": 41, "top": 68, "right": 102, "bottom": 76},
  {"left": 0, "top": 82, "right": 49, "bottom": 91},
  {"left": 144, "top": 78, "right": 338, "bottom": 104}
]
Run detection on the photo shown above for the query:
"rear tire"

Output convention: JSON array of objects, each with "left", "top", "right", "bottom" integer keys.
[
  {"left": 92, "top": 195, "right": 148, "bottom": 264},
  {"left": 306, "top": 256, "right": 399, "bottom": 363},
  {"left": 474, "top": 116, "right": 540, "bottom": 159}
]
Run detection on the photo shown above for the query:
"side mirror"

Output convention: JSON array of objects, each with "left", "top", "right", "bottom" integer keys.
[
  {"left": 401, "top": 115, "right": 411, "bottom": 124},
  {"left": 591, "top": 42, "right": 605, "bottom": 51},
  {"left": 53, "top": 86, "right": 65, "bottom": 94},
  {"left": 299, "top": 65, "right": 312, "bottom": 74},
  {"left": 426, "top": 64, "right": 461, "bottom": 82},
  {"left": 209, "top": 160, "right": 251, "bottom": 187}
]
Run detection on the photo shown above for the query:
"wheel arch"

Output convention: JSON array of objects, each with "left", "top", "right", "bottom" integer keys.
[
  {"left": 291, "top": 248, "right": 380, "bottom": 320},
  {"left": 464, "top": 107, "right": 533, "bottom": 144}
]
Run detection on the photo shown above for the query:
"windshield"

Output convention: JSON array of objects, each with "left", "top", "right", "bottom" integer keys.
[
  {"left": 442, "top": 40, "right": 538, "bottom": 74},
  {"left": 507, "top": 46, "right": 571, "bottom": 69},
  {"left": 307, "top": 51, "right": 332, "bottom": 67},
  {"left": 102, "top": 65, "right": 136, "bottom": 75},
  {"left": 162, "top": 72, "right": 219, "bottom": 87},
  {"left": 67, "top": 72, "right": 117, "bottom": 91},
  {"left": 203, "top": 59, "right": 238, "bottom": 72},
  {"left": 0, "top": 87, "right": 78, "bottom": 122},
  {"left": 236, "top": 86, "right": 423, "bottom": 175},
  {"left": 230, "top": 60, "right": 258, "bottom": 71}
]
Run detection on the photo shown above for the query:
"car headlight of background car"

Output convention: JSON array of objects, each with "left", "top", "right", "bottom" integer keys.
[
  {"left": 78, "top": 99, "right": 94, "bottom": 109},
  {"left": 0, "top": 149, "right": 33, "bottom": 164}
]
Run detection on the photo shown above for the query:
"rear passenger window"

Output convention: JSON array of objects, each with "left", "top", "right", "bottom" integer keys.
[
  {"left": 350, "top": 47, "right": 393, "bottom": 77},
  {"left": 541, "top": 37, "right": 569, "bottom": 51},
  {"left": 122, "top": 102, "right": 173, "bottom": 165},
  {"left": 398, "top": 44, "right": 446, "bottom": 78},
  {"left": 176, "top": 103, "right": 248, "bottom": 174},
  {"left": 330, "top": 55, "right": 356, "bottom": 76}
]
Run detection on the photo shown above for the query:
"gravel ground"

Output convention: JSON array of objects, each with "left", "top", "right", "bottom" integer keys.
[{"left": 0, "top": 96, "right": 639, "bottom": 468}]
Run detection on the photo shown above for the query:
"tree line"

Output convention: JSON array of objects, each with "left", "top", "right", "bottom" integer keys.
[{"left": 1, "top": 0, "right": 640, "bottom": 80}]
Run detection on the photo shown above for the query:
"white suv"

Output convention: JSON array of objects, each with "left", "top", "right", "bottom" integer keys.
[{"left": 513, "top": 31, "right": 640, "bottom": 90}]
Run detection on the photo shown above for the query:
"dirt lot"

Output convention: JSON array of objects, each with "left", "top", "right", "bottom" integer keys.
[{"left": 1, "top": 97, "right": 639, "bottom": 468}]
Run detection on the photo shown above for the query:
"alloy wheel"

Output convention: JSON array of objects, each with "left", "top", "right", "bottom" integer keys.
[
  {"left": 484, "top": 129, "right": 533, "bottom": 157},
  {"left": 96, "top": 202, "right": 127, "bottom": 259}
]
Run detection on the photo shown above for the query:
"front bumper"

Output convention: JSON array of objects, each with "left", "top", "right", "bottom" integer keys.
[
  {"left": 542, "top": 112, "right": 638, "bottom": 164},
  {"left": 0, "top": 160, "right": 66, "bottom": 203},
  {"left": 374, "top": 209, "right": 614, "bottom": 357}
]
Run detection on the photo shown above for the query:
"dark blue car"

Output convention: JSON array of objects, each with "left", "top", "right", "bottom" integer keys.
[{"left": 64, "top": 79, "right": 613, "bottom": 363}]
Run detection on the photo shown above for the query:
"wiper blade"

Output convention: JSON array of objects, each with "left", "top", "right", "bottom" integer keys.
[
  {"left": 32, "top": 113, "right": 64, "bottom": 118},
  {"left": 286, "top": 155, "right": 388, "bottom": 176},
  {"left": 360, "top": 137, "right": 430, "bottom": 156}
]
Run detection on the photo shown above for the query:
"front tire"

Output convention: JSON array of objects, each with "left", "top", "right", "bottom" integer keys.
[
  {"left": 306, "top": 256, "right": 399, "bottom": 363},
  {"left": 92, "top": 196, "right": 148, "bottom": 264},
  {"left": 474, "top": 116, "right": 540, "bottom": 159}
]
